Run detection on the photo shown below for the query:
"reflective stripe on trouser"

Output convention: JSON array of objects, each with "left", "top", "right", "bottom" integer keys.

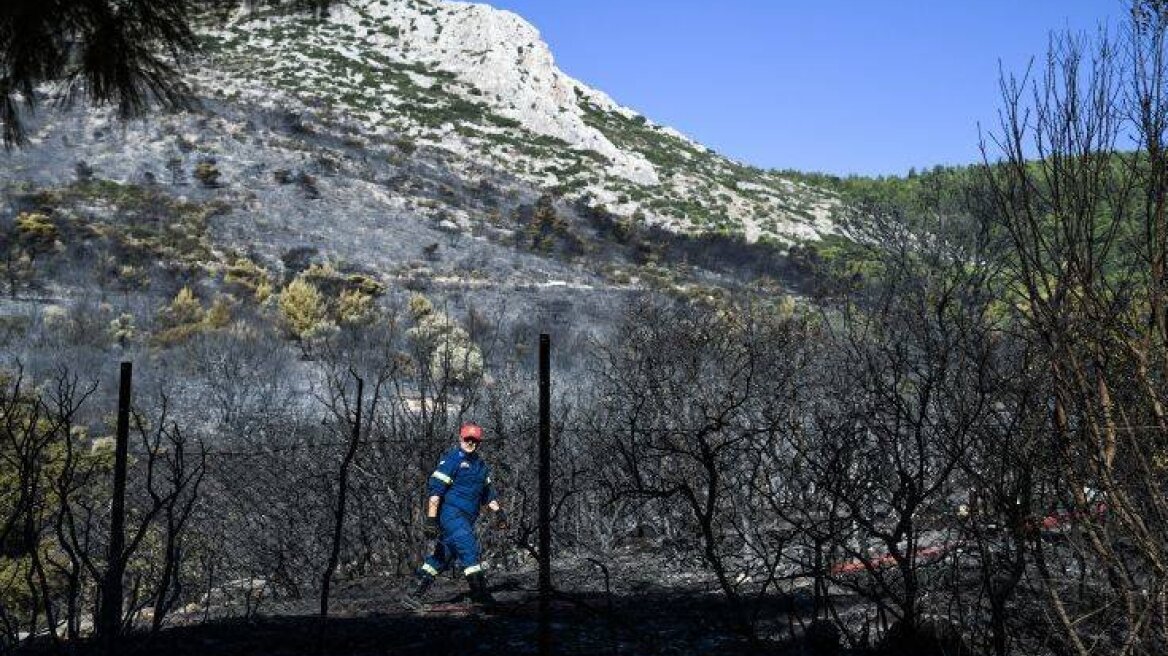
[{"left": 421, "top": 506, "right": 481, "bottom": 575}]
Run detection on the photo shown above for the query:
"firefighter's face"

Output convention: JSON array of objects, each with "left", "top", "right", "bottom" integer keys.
[{"left": 460, "top": 437, "right": 479, "bottom": 453}]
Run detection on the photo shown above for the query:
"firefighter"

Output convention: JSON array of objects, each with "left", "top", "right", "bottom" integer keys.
[{"left": 401, "top": 422, "right": 508, "bottom": 609}]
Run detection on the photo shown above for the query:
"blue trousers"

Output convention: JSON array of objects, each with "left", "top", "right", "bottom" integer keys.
[{"left": 420, "top": 506, "right": 482, "bottom": 577}]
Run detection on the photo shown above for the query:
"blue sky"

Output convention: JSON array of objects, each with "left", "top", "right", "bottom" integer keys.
[{"left": 485, "top": 1, "right": 1124, "bottom": 177}]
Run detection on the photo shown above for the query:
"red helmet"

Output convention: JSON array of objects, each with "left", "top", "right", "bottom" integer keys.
[{"left": 459, "top": 423, "right": 484, "bottom": 442}]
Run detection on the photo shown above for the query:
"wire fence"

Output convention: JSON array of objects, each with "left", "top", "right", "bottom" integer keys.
[
  {"left": 9, "top": 354, "right": 1162, "bottom": 655},
  {"left": 186, "top": 424, "right": 718, "bottom": 458}
]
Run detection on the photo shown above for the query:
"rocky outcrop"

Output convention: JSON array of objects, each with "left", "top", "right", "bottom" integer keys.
[
  {"left": 192, "top": 0, "right": 843, "bottom": 244},
  {"left": 332, "top": 0, "right": 659, "bottom": 185}
]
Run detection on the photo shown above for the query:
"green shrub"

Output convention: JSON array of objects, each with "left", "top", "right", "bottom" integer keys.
[
  {"left": 224, "top": 257, "right": 271, "bottom": 298},
  {"left": 158, "top": 287, "right": 204, "bottom": 328},
  {"left": 15, "top": 212, "right": 58, "bottom": 258},
  {"left": 406, "top": 294, "right": 484, "bottom": 385},
  {"left": 193, "top": 161, "right": 221, "bottom": 187},
  {"left": 108, "top": 313, "right": 137, "bottom": 347},
  {"left": 278, "top": 277, "right": 332, "bottom": 341},
  {"left": 336, "top": 289, "right": 376, "bottom": 325}
]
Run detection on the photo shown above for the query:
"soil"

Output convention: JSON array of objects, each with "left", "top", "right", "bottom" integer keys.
[{"left": 14, "top": 561, "right": 824, "bottom": 656}]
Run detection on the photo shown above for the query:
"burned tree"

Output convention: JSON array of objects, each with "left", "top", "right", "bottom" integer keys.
[
  {"left": 592, "top": 296, "right": 809, "bottom": 635},
  {"left": 983, "top": 5, "right": 1168, "bottom": 653}
]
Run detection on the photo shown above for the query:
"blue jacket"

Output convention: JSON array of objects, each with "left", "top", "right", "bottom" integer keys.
[{"left": 428, "top": 446, "right": 497, "bottom": 518}]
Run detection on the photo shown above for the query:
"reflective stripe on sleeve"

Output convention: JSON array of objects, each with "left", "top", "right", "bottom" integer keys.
[
  {"left": 431, "top": 471, "right": 453, "bottom": 485},
  {"left": 463, "top": 563, "right": 484, "bottom": 576},
  {"left": 422, "top": 563, "right": 438, "bottom": 576}
]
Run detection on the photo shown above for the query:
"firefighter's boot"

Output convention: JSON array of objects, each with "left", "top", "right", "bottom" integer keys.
[
  {"left": 467, "top": 571, "right": 497, "bottom": 607},
  {"left": 400, "top": 572, "right": 434, "bottom": 610}
]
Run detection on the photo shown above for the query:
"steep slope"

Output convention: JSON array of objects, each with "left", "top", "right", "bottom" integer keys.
[
  {"left": 0, "top": 0, "right": 844, "bottom": 344},
  {"left": 195, "top": 0, "right": 841, "bottom": 243}
]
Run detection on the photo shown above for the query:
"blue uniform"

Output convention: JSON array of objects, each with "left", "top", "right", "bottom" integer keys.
[{"left": 420, "top": 446, "right": 497, "bottom": 577}]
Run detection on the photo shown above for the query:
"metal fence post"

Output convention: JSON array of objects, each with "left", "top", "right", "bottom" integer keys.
[
  {"left": 538, "top": 334, "right": 552, "bottom": 656},
  {"left": 100, "top": 361, "right": 131, "bottom": 651}
]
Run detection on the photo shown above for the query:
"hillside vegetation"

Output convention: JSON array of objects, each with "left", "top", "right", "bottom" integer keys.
[{"left": 194, "top": 0, "right": 842, "bottom": 244}]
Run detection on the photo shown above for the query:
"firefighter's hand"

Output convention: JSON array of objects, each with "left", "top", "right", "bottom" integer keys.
[
  {"left": 493, "top": 509, "right": 509, "bottom": 530},
  {"left": 424, "top": 516, "right": 440, "bottom": 540}
]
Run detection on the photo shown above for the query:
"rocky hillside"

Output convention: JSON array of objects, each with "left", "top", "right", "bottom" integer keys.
[
  {"left": 193, "top": 0, "right": 841, "bottom": 244},
  {"left": 0, "top": 0, "right": 851, "bottom": 352}
]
